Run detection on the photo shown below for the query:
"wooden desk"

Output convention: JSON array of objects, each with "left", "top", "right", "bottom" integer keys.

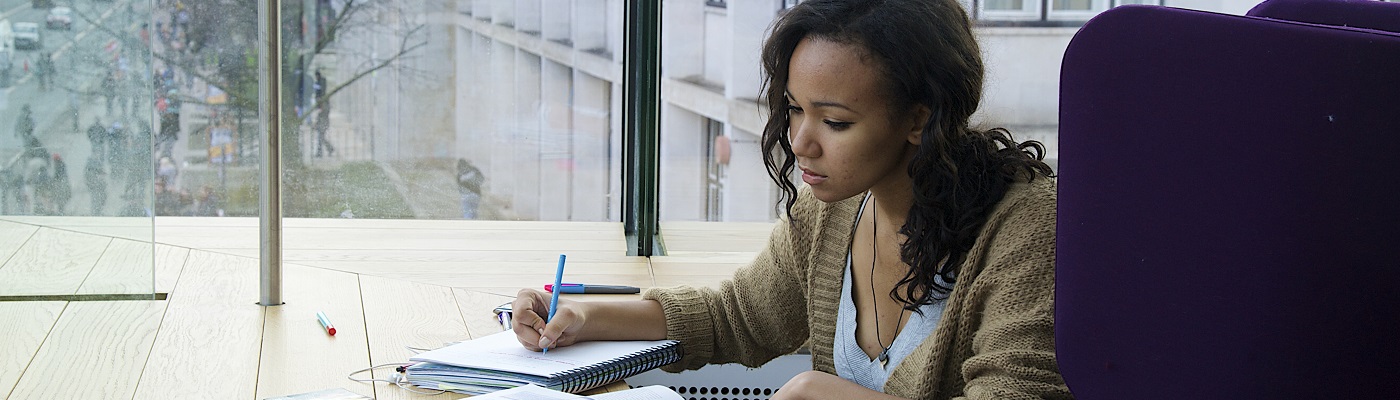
[{"left": 0, "top": 217, "right": 770, "bottom": 399}]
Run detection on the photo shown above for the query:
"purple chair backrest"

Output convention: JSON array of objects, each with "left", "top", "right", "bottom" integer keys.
[
  {"left": 1248, "top": 0, "right": 1400, "bottom": 33},
  {"left": 1057, "top": 5, "right": 1400, "bottom": 399}
]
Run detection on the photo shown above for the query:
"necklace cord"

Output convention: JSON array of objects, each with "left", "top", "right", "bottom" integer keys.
[{"left": 870, "top": 198, "right": 907, "bottom": 363}]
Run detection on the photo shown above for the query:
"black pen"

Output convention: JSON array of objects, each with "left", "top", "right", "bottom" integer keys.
[{"left": 544, "top": 283, "right": 641, "bottom": 294}]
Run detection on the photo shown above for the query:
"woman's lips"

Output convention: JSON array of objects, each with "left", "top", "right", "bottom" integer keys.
[{"left": 800, "top": 167, "right": 827, "bottom": 185}]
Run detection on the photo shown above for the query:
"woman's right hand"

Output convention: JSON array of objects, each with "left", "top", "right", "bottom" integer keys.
[{"left": 511, "top": 288, "right": 588, "bottom": 352}]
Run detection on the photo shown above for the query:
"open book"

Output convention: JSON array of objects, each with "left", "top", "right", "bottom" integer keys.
[
  {"left": 468, "top": 384, "right": 683, "bottom": 400},
  {"left": 406, "top": 330, "right": 681, "bottom": 395}
]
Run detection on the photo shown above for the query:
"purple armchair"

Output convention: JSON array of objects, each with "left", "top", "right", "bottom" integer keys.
[{"left": 1056, "top": 3, "right": 1400, "bottom": 399}]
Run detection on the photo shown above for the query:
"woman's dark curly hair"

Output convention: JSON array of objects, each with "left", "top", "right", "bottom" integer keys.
[{"left": 759, "top": 0, "right": 1055, "bottom": 311}]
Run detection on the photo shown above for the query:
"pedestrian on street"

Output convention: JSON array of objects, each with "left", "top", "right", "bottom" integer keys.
[
  {"left": 192, "top": 185, "right": 222, "bottom": 217},
  {"left": 124, "top": 122, "right": 153, "bottom": 203},
  {"left": 15, "top": 104, "right": 35, "bottom": 140},
  {"left": 87, "top": 119, "right": 108, "bottom": 166},
  {"left": 38, "top": 52, "right": 55, "bottom": 90},
  {"left": 456, "top": 158, "right": 484, "bottom": 219},
  {"left": 18, "top": 138, "right": 52, "bottom": 215},
  {"left": 158, "top": 102, "right": 180, "bottom": 158},
  {"left": 84, "top": 159, "right": 107, "bottom": 215},
  {"left": 105, "top": 121, "right": 127, "bottom": 181},
  {"left": 101, "top": 72, "right": 118, "bottom": 116},
  {"left": 157, "top": 156, "right": 178, "bottom": 189},
  {"left": 49, "top": 154, "right": 71, "bottom": 215},
  {"left": 314, "top": 99, "right": 335, "bottom": 158},
  {"left": 35, "top": 54, "right": 48, "bottom": 91},
  {"left": 67, "top": 90, "right": 80, "bottom": 135},
  {"left": 314, "top": 70, "right": 326, "bottom": 100},
  {"left": 153, "top": 176, "right": 189, "bottom": 216}
]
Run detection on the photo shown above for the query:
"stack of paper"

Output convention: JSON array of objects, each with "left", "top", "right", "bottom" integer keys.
[
  {"left": 469, "top": 384, "right": 684, "bottom": 400},
  {"left": 406, "top": 330, "right": 681, "bottom": 395}
]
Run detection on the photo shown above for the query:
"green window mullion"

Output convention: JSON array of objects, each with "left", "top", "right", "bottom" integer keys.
[{"left": 624, "top": 0, "right": 663, "bottom": 256}]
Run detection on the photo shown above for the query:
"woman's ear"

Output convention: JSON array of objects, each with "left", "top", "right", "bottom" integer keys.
[{"left": 907, "top": 105, "right": 932, "bottom": 145}]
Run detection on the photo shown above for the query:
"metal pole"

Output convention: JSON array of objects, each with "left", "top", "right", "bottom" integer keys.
[{"left": 258, "top": 0, "right": 283, "bottom": 306}]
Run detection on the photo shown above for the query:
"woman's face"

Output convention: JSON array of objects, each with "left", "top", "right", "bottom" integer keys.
[{"left": 785, "top": 37, "right": 924, "bottom": 203}]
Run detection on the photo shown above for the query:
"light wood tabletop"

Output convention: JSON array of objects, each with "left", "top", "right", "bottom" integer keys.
[{"left": 0, "top": 217, "right": 771, "bottom": 399}]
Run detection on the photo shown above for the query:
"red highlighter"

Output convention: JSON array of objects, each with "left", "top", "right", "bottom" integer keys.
[{"left": 316, "top": 311, "right": 337, "bottom": 336}]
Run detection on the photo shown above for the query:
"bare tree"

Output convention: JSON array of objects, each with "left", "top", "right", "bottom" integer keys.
[{"left": 70, "top": 0, "right": 428, "bottom": 167}]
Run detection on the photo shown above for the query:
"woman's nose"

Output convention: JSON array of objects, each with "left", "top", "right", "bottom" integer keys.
[{"left": 789, "top": 117, "right": 820, "bottom": 158}]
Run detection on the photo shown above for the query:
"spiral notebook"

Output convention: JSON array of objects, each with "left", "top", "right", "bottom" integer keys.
[{"left": 406, "top": 330, "right": 681, "bottom": 395}]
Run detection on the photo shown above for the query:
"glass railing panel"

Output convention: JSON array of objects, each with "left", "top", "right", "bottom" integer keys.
[{"left": 0, "top": 0, "right": 156, "bottom": 298}]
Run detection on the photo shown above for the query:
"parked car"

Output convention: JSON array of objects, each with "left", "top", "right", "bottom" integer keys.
[
  {"left": 13, "top": 22, "right": 40, "bottom": 50},
  {"left": 0, "top": 20, "right": 12, "bottom": 87},
  {"left": 46, "top": 7, "right": 72, "bottom": 30}
]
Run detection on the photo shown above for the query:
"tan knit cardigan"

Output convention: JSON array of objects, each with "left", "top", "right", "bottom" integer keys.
[{"left": 643, "top": 178, "right": 1071, "bottom": 400}]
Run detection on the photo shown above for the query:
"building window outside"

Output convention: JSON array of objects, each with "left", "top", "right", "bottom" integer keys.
[
  {"left": 706, "top": 0, "right": 728, "bottom": 9},
  {"left": 981, "top": 0, "right": 1043, "bottom": 21},
  {"left": 1048, "top": 0, "right": 1110, "bottom": 20},
  {"left": 975, "top": 0, "right": 1162, "bottom": 24},
  {"left": 704, "top": 119, "right": 726, "bottom": 222}
]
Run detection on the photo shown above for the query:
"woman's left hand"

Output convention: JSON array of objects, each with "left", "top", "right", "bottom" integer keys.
[{"left": 770, "top": 371, "right": 906, "bottom": 400}]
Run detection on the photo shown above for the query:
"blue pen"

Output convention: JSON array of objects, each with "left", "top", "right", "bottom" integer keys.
[
  {"left": 544, "top": 254, "right": 566, "bottom": 353},
  {"left": 546, "top": 283, "right": 641, "bottom": 294}
]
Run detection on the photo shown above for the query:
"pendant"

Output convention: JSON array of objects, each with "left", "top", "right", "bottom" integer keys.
[{"left": 878, "top": 348, "right": 890, "bottom": 369}]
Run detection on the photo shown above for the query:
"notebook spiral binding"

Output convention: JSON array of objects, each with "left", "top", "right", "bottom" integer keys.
[{"left": 553, "top": 341, "right": 682, "bottom": 393}]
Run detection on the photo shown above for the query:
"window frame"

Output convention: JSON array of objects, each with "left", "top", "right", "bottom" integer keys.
[
  {"left": 623, "top": 0, "right": 663, "bottom": 256},
  {"left": 979, "top": 0, "right": 1044, "bottom": 22},
  {"left": 1047, "top": 0, "right": 1111, "bottom": 21},
  {"left": 971, "top": 0, "right": 1164, "bottom": 26}
]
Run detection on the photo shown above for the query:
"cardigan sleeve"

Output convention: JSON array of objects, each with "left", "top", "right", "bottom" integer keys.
[
  {"left": 643, "top": 189, "right": 824, "bottom": 372},
  {"left": 955, "top": 182, "right": 1075, "bottom": 400}
]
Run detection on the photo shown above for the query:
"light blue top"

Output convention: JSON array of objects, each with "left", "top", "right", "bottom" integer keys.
[{"left": 833, "top": 196, "right": 947, "bottom": 392}]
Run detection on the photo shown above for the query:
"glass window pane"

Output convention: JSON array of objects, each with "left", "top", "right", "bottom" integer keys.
[
  {"left": 1053, "top": 0, "right": 1095, "bottom": 10},
  {"left": 656, "top": 0, "right": 780, "bottom": 287},
  {"left": 0, "top": 0, "right": 155, "bottom": 296},
  {"left": 277, "top": 1, "right": 620, "bottom": 222},
  {"left": 984, "top": 0, "right": 1027, "bottom": 11},
  {"left": 659, "top": 0, "right": 781, "bottom": 224}
]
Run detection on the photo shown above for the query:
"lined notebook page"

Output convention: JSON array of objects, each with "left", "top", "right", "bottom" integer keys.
[{"left": 410, "top": 330, "right": 678, "bottom": 378}]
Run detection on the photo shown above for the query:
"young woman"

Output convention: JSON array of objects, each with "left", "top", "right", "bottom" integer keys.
[{"left": 511, "top": 0, "right": 1068, "bottom": 398}]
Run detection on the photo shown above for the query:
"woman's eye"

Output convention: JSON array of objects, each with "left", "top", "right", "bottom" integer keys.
[
  {"left": 786, "top": 105, "right": 803, "bottom": 114},
  {"left": 824, "top": 120, "right": 852, "bottom": 130}
]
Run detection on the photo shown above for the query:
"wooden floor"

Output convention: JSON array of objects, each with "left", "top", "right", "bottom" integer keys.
[{"left": 0, "top": 217, "right": 771, "bottom": 400}]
